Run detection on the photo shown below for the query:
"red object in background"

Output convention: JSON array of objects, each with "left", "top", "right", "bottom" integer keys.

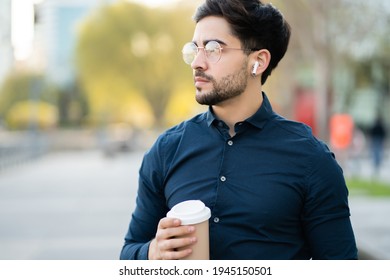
[
  {"left": 329, "top": 114, "right": 354, "bottom": 150},
  {"left": 294, "top": 89, "right": 317, "bottom": 136}
]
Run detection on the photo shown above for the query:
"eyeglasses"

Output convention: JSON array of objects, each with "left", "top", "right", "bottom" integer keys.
[{"left": 182, "top": 40, "right": 256, "bottom": 65}]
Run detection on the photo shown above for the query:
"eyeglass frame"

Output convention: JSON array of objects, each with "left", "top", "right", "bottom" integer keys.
[{"left": 182, "top": 40, "right": 259, "bottom": 65}]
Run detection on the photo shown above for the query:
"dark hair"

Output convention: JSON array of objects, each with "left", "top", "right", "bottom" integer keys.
[{"left": 193, "top": 0, "right": 291, "bottom": 85}]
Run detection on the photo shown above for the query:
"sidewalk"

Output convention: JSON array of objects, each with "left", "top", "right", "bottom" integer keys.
[
  {"left": 345, "top": 149, "right": 390, "bottom": 259},
  {"left": 0, "top": 150, "right": 142, "bottom": 259},
  {"left": 349, "top": 197, "right": 390, "bottom": 259}
]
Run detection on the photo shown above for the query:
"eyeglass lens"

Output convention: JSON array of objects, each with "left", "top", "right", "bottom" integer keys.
[{"left": 182, "top": 41, "right": 222, "bottom": 64}]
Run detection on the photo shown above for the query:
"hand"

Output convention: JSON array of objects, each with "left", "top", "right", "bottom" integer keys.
[{"left": 148, "top": 217, "right": 197, "bottom": 260}]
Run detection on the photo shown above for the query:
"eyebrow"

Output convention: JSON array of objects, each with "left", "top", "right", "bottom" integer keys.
[{"left": 192, "top": 39, "right": 228, "bottom": 47}]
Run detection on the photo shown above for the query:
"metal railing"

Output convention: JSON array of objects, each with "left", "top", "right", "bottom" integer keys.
[{"left": 0, "top": 131, "right": 47, "bottom": 171}]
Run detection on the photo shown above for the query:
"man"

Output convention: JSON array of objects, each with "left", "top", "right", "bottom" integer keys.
[
  {"left": 120, "top": 0, "right": 358, "bottom": 260},
  {"left": 369, "top": 115, "right": 387, "bottom": 175}
]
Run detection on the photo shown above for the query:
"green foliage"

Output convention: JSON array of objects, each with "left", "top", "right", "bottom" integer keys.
[
  {"left": 346, "top": 178, "right": 390, "bottom": 197},
  {"left": 0, "top": 71, "right": 90, "bottom": 129},
  {"left": 75, "top": 1, "right": 196, "bottom": 127},
  {"left": 0, "top": 72, "right": 59, "bottom": 127},
  {"left": 0, "top": 71, "right": 58, "bottom": 129},
  {"left": 6, "top": 101, "right": 58, "bottom": 130}
]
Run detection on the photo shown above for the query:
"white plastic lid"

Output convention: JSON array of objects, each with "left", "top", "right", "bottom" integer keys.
[{"left": 167, "top": 200, "right": 211, "bottom": 225}]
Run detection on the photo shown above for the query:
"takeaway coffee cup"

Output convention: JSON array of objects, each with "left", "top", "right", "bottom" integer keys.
[{"left": 167, "top": 200, "right": 211, "bottom": 260}]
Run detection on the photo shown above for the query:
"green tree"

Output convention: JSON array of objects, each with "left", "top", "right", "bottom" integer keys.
[
  {"left": 75, "top": 1, "right": 195, "bottom": 127},
  {"left": 0, "top": 71, "right": 59, "bottom": 129}
]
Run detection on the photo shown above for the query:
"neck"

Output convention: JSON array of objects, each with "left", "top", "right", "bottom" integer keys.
[{"left": 212, "top": 87, "right": 263, "bottom": 136}]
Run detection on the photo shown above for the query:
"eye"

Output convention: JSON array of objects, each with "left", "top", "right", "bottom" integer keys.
[{"left": 205, "top": 41, "right": 221, "bottom": 54}]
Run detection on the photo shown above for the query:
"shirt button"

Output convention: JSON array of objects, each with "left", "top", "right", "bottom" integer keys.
[
  {"left": 213, "top": 217, "right": 220, "bottom": 223},
  {"left": 227, "top": 140, "right": 233, "bottom": 146},
  {"left": 220, "top": 176, "right": 226, "bottom": 182}
]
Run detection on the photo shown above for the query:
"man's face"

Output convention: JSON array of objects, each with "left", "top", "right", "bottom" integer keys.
[{"left": 191, "top": 16, "right": 250, "bottom": 106}]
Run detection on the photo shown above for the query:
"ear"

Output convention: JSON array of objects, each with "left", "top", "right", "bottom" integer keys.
[{"left": 251, "top": 49, "right": 271, "bottom": 77}]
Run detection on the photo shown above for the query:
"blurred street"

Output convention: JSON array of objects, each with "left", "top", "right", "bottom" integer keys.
[
  {"left": 0, "top": 150, "right": 142, "bottom": 260},
  {"left": 345, "top": 151, "right": 390, "bottom": 260},
  {"left": 0, "top": 148, "right": 389, "bottom": 260}
]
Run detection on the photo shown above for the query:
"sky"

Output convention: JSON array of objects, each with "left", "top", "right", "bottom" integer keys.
[
  {"left": 11, "top": 0, "right": 36, "bottom": 60},
  {"left": 11, "top": 0, "right": 182, "bottom": 60},
  {"left": 128, "top": 0, "right": 181, "bottom": 7}
]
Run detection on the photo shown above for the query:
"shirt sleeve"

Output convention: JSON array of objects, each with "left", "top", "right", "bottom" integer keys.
[
  {"left": 302, "top": 142, "right": 358, "bottom": 259},
  {"left": 120, "top": 135, "right": 170, "bottom": 260}
]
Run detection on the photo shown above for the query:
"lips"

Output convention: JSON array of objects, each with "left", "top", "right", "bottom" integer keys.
[
  {"left": 194, "top": 77, "right": 209, "bottom": 83},
  {"left": 194, "top": 76, "right": 210, "bottom": 87}
]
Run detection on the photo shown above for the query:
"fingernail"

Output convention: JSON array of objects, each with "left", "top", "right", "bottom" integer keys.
[{"left": 188, "top": 226, "right": 195, "bottom": 233}]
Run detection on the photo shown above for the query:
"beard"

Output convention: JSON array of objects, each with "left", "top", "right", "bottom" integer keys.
[{"left": 194, "top": 60, "right": 249, "bottom": 106}]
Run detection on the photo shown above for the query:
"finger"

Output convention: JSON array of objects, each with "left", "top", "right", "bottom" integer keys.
[
  {"left": 160, "top": 247, "right": 193, "bottom": 260},
  {"left": 157, "top": 224, "right": 195, "bottom": 241},
  {"left": 158, "top": 217, "right": 181, "bottom": 229},
  {"left": 159, "top": 236, "right": 197, "bottom": 252}
]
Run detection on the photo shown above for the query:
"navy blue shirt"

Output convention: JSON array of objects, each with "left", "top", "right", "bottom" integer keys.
[{"left": 120, "top": 92, "right": 357, "bottom": 260}]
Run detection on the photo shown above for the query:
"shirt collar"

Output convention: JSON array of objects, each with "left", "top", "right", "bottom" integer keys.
[
  {"left": 206, "top": 106, "right": 217, "bottom": 127},
  {"left": 246, "top": 91, "right": 274, "bottom": 130},
  {"left": 206, "top": 91, "right": 274, "bottom": 129}
]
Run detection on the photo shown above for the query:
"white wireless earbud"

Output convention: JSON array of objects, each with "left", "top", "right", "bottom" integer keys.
[{"left": 251, "top": 61, "right": 260, "bottom": 77}]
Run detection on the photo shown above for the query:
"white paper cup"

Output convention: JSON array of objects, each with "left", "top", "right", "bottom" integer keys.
[{"left": 167, "top": 200, "right": 211, "bottom": 260}]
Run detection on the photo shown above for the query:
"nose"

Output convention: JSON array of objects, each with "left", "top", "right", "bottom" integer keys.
[{"left": 191, "top": 48, "right": 208, "bottom": 70}]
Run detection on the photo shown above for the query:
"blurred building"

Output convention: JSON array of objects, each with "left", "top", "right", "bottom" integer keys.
[
  {"left": 0, "top": 0, "right": 13, "bottom": 87},
  {"left": 35, "top": 0, "right": 114, "bottom": 87}
]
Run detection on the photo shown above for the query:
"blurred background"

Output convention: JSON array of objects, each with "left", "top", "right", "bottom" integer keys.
[{"left": 0, "top": 0, "right": 389, "bottom": 259}]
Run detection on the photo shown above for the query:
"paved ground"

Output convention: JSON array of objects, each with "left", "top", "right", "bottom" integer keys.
[
  {"left": 0, "top": 150, "right": 142, "bottom": 260},
  {"left": 344, "top": 152, "right": 390, "bottom": 259},
  {"left": 0, "top": 149, "right": 389, "bottom": 259},
  {"left": 349, "top": 197, "right": 390, "bottom": 259}
]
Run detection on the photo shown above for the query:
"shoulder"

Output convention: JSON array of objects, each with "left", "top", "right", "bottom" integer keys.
[
  {"left": 148, "top": 111, "right": 208, "bottom": 155},
  {"left": 140, "top": 112, "right": 208, "bottom": 180},
  {"left": 165, "top": 112, "right": 206, "bottom": 133},
  {"left": 270, "top": 117, "right": 348, "bottom": 201},
  {"left": 270, "top": 114, "right": 326, "bottom": 152},
  {"left": 268, "top": 114, "right": 339, "bottom": 179},
  {"left": 271, "top": 117, "right": 345, "bottom": 185}
]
